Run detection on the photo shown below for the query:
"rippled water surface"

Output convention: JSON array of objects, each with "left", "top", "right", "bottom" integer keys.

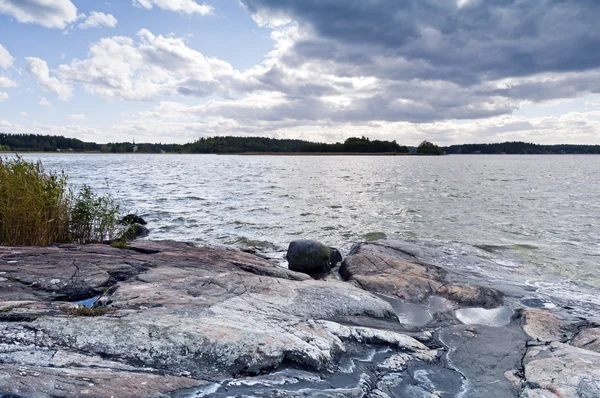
[{"left": 25, "top": 154, "right": 600, "bottom": 288}]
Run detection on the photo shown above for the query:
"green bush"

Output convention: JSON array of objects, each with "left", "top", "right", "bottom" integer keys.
[
  {"left": 0, "top": 155, "right": 123, "bottom": 245},
  {"left": 70, "top": 185, "right": 122, "bottom": 244}
]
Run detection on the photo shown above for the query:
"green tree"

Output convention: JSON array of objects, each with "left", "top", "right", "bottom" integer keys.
[{"left": 417, "top": 140, "right": 444, "bottom": 155}]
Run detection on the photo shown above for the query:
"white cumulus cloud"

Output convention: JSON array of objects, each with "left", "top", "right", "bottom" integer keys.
[
  {"left": 0, "top": 92, "right": 8, "bottom": 101},
  {"left": 55, "top": 30, "right": 235, "bottom": 101},
  {"left": 133, "top": 0, "right": 212, "bottom": 15},
  {"left": 78, "top": 12, "right": 117, "bottom": 30},
  {"left": 38, "top": 97, "right": 52, "bottom": 107},
  {"left": 0, "top": 0, "right": 78, "bottom": 29},
  {"left": 70, "top": 114, "right": 86, "bottom": 120},
  {"left": 0, "top": 76, "right": 16, "bottom": 88},
  {"left": 0, "top": 44, "right": 14, "bottom": 68},
  {"left": 26, "top": 57, "right": 73, "bottom": 100}
]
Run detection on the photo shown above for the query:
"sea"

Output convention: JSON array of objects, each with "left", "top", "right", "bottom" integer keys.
[{"left": 22, "top": 153, "right": 600, "bottom": 300}]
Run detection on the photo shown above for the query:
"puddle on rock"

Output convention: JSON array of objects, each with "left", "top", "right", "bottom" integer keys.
[
  {"left": 74, "top": 295, "right": 101, "bottom": 308},
  {"left": 521, "top": 297, "right": 557, "bottom": 309},
  {"left": 455, "top": 306, "right": 513, "bottom": 327},
  {"left": 377, "top": 294, "right": 455, "bottom": 327}
]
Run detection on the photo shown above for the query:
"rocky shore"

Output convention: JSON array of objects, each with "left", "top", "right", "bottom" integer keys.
[{"left": 1, "top": 239, "right": 599, "bottom": 397}]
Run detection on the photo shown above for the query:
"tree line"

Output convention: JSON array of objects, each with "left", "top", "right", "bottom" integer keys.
[
  {"left": 189, "top": 136, "right": 408, "bottom": 153},
  {"left": 444, "top": 142, "right": 600, "bottom": 154},
  {"left": 0, "top": 133, "right": 100, "bottom": 152},
  {"left": 0, "top": 134, "right": 409, "bottom": 154},
  {"left": 3, "top": 133, "right": 600, "bottom": 155}
]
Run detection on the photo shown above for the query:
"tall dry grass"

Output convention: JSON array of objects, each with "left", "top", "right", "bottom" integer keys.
[
  {"left": 0, "top": 155, "right": 70, "bottom": 245},
  {"left": 0, "top": 155, "right": 123, "bottom": 246}
]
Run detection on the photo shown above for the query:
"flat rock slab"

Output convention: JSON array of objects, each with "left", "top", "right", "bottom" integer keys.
[
  {"left": 0, "top": 241, "right": 439, "bottom": 397},
  {"left": 572, "top": 327, "right": 600, "bottom": 353},
  {"left": 341, "top": 241, "right": 504, "bottom": 307},
  {"left": 439, "top": 320, "right": 528, "bottom": 397},
  {"left": 521, "top": 342, "right": 600, "bottom": 397},
  {"left": 0, "top": 364, "right": 206, "bottom": 398},
  {"left": 2, "top": 239, "right": 600, "bottom": 398},
  {"left": 521, "top": 308, "right": 570, "bottom": 343}
]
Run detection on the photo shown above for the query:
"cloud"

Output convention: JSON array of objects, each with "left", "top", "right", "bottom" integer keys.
[
  {"left": 0, "top": 92, "right": 8, "bottom": 101},
  {"left": 77, "top": 12, "right": 117, "bottom": 30},
  {"left": 70, "top": 113, "right": 86, "bottom": 120},
  {"left": 6, "top": 1, "right": 600, "bottom": 145},
  {"left": 219, "top": 0, "right": 600, "bottom": 128},
  {"left": 38, "top": 97, "right": 52, "bottom": 107},
  {"left": 55, "top": 29, "right": 235, "bottom": 101},
  {"left": 0, "top": 44, "right": 14, "bottom": 68},
  {"left": 0, "top": 0, "right": 78, "bottom": 29},
  {"left": 0, "top": 45, "right": 16, "bottom": 89},
  {"left": 241, "top": 0, "right": 600, "bottom": 82},
  {"left": 132, "top": 0, "right": 212, "bottom": 15},
  {"left": 106, "top": 98, "right": 600, "bottom": 145},
  {"left": 0, "top": 76, "right": 16, "bottom": 88},
  {"left": 20, "top": 111, "right": 27, "bottom": 116},
  {"left": 25, "top": 57, "right": 73, "bottom": 100}
]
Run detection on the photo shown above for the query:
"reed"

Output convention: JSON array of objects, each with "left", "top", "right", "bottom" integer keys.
[
  {"left": 0, "top": 155, "right": 122, "bottom": 246},
  {"left": 0, "top": 155, "right": 70, "bottom": 245}
]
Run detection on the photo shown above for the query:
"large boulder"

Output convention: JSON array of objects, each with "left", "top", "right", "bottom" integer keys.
[
  {"left": 286, "top": 240, "right": 342, "bottom": 275},
  {"left": 120, "top": 223, "right": 149, "bottom": 241},
  {"left": 119, "top": 214, "right": 147, "bottom": 226}
]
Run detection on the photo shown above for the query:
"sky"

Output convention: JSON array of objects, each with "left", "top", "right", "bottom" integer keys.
[{"left": 1, "top": 0, "right": 600, "bottom": 145}]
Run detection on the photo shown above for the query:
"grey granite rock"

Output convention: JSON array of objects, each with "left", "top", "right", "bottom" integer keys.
[
  {"left": 341, "top": 240, "right": 505, "bottom": 307},
  {"left": 520, "top": 342, "right": 600, "bottom": 397},
  {"left": 571, "top": 326, "right": 600, "bottom": 353},
  {"left": 2, "top": 239, "right": 600, "bottom": 397},
  {"left": 0, "top": 240, "right": 438, "bottom": 397}
]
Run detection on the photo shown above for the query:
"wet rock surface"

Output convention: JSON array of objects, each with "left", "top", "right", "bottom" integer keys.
[
  {"left": 340, "top": 241, "right": 505, "bottom": 308},
  {"left": 1, "top": 239, "right": 599, "bottom": 397}
]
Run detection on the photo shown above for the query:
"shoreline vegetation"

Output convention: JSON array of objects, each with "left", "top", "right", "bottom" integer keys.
[
  {"left": 3, "top": 132, "right": 600, "bottom": 155},
  {"left": 0, "top": 155, "right": 128, "bottom": 246}
]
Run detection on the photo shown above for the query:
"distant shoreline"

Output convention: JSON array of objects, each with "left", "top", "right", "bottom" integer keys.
[
  {"left": 3, "top": 151, "right": 599, "bottom": 156},
  {"left": 3, "top": 133, "right": 600, "bottom": 155},
  {"left": 230, "top": 152, "right": 425, "bottom": 156}
]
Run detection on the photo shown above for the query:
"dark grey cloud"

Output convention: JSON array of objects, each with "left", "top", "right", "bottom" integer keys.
[
  {"left": 231, "top": 0, "right": 600, "bottom": 124},
  {"left": 242, "top": 0, "right": 600, "bottom": 83}
]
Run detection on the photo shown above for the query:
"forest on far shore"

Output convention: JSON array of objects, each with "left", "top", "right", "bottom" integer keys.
[
  {"left": 1, "top": 133, "right": 600, "bottom": 155},
  {"left": 0, "top": 134, "right": 411, "bottom": 154}
]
